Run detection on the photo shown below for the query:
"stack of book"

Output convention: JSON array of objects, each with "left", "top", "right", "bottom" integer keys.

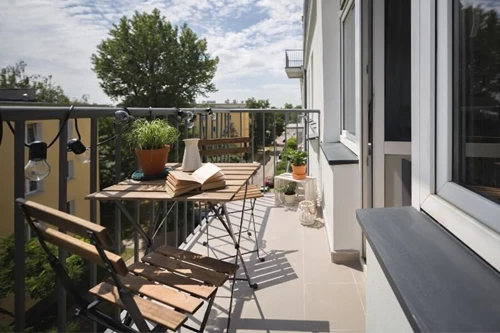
[{"left": 165, "top": 163, "right": 226, "bottom": 197}]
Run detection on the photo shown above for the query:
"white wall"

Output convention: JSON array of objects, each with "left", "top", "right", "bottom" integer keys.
[{"left": 366, "top": 244, "right": 413, "bottom": 332}]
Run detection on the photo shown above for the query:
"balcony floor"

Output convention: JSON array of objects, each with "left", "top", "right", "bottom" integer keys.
[{"left": 184, "top": 194, "right": 366, "bottom": 332}]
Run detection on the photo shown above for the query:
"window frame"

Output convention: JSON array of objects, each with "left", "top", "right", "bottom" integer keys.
[
  {"left": 416, "top": 0, "right": 500, "bottom": 271},
  {"left": 25, "top": 122, "right": 41, "bottom": 143},
  {"left": 433, "top": 0, "right": 500, "bottom": 231},
  {"left": 340, "top": 0, "right": 360, "bottom": 154},
  {"left": 25, "top": 179, "right": 43, "bottom": 196},
  {"left": 67, "top": 160, "right": 75, "bottom": 180}
]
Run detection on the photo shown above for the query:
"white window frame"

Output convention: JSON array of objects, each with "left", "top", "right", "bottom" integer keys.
[
  {"left": 25, "top": 179, "right": 43, "bottom": 195},
  {"left": 414, "top": 0, "right": 500, "bottom": 271},
  {"left": 67, "top": 120, "right": 74, "bottom": 139},
  {"left": 25, "top": 122, "right": 41, "bottom": 143},
  {"left": 67, "top": 160, "right": 75, "bottom": 180},
  {"left": 67, "top": 200, "right": 76, "bottom": 215},
  {"left": 340, "top": 0, "right": 361, "bottom": 155}
]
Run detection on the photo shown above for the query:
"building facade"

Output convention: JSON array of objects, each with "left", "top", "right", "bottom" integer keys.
[
  {"left": 292, "top": 0, "right": 500, "bottom": 331},
  {"left": 0, "top": 92, "right": 93, "bottom": 314}
]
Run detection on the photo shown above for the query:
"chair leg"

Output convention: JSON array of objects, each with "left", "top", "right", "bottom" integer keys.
[
  {"left": 199, "top": 293, "right": 216, "bottom": 332},
  {"left": 227, "top": 272, "right": 237, "bottom": 332},
  {"left": 250, "top": 205, "right": 265, "bottom": 262},
  {"left": 245, "top": 199, "right": 256, "bottom": 236}
]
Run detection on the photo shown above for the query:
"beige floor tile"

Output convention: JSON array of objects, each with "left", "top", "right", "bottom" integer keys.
[
  {"left": 184, "top": 194, "right": 365, "bottom": 332},
  {"left": 304, "top": 283, "right": 365, "bottom": 331}
]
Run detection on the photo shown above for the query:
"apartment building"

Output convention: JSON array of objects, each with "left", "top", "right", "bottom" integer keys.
[
  {"left": 0, "top": 89, "right": 92, "bottom": 313},
  {"left": 288, "top": 0, "right": 500, "bottom": 331},
  {"left": 195, "top": 101, "right": 250, "bottom": 138}
]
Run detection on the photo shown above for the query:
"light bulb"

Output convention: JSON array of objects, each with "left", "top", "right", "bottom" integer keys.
[
  {"left": 67, "top": 139, "right": 91, "bottom": 164},
  {"left": 75, "top": 148, "right": 91, "bottom": 164},
  {"left": 184, "top": 111, "right": 195, "bottom": 129},
  {"left": 210, "top": 112, "right": 217, "bottom": 121},
  {"left": 25, "top": 141, "right": 51, "bottom": 181},
  {"left": 114, "top": 109, "right": 134, "bottom": 124}
]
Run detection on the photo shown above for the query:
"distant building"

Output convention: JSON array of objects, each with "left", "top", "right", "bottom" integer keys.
[
  {"left": 194, "top": 101, "right": 249, "bottom": 139},
  {"left": 0, "top": 88, "right": 37, "bottom": 102}
]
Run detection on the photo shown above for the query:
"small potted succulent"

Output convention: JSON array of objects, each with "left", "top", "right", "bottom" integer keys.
[
  {"left": 128, "top": 118, "right": 180, "bottom": 175},
  {"left": 276, "top": 182, "right": 297, "bottom": 205},
  {"left": 288, "top": 150, "right": 308, "bottom": 180}
]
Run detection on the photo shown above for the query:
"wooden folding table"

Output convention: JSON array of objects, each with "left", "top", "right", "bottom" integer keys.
[{"left": 86, "top": 163, "right": 261, "bottom": 291}]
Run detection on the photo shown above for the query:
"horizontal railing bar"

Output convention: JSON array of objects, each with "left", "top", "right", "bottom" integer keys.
[{"left": 0, "top": 106, "right": 319, "bottom": 121}]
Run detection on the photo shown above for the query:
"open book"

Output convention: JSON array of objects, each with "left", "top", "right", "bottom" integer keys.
[{"left": 165, "top": 163, "right": 226, "bottom": 197}]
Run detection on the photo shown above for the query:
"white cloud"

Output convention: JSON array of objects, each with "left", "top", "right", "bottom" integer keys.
[{"left": 0, "top": 0, "right": 302, "bottom": 107}]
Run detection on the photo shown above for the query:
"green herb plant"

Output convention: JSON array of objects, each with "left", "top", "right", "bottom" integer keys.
[
  {"left": 287, "top": 150, "right": 308, "bottom": 166},
  {"left": 276, "top": 182, "right": 297, "bottom": 195},
  {"left": 128, "top": 118, "right": 180, "bottom": 150}
]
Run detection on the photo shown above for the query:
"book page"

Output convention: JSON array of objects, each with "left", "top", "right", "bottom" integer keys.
[
  {"left": 168, "top": 171, "right": 198, "bottom": 184},
  {"left": 192, "top": 163, "right": 222, "bottom": 184}
]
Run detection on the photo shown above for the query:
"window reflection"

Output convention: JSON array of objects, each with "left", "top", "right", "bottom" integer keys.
[{"left": 454, "top": 0, "right": 500, "bottom": 204}]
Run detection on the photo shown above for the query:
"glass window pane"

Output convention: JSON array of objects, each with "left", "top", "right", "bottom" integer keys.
[
  {"left": 385, "top": 0, "right": 411, "bottom": 141},
  {"left": 343, "top": 4, "right": 356, "bottom": 135},
  {"left": 453, "top": 0, "right": 500, "bottom": 205}
]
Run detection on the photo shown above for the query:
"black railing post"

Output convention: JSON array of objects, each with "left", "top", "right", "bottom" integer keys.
[
  {"left": 89, "top": 117, "right": 98, "bottom": 333},
  {"left": 14, "top": 120, "right": 26, "bottom": 333},
  {"left": 57, "top": 117, "right": 69, "bottom": 333}
]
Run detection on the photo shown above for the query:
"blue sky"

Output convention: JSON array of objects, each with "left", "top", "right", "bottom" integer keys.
[{"left": 0, "top": 0, "right": 303, "bottom": 107}]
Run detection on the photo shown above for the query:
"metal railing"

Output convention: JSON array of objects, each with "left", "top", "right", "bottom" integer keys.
[
  {"left": 0, "top": 105, "right": 320, "bottom": 332},
  {"left": 285, "top": 49, "right": 304, "bottom": 68}
]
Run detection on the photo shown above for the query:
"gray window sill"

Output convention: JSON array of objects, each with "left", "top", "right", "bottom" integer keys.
[
  {"left": 356, "top": 206, "right": 500, "bottom": 332},
  {"left": 320, "top": 142, "right": 358, "bottom": 165}
]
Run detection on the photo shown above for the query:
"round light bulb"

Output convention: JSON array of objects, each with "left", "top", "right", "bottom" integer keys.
[
  {"left": 25, "top": 159, "right": 51, "bottom": 181},
  {"left": 75, "top": 148, "right": 91, "bottom": 164},
  {"left": 187, "top": 120, "right": 195, "bottom": 129},
  {"left": 210, "top": 112, "right": 217, "bottom": 121}
]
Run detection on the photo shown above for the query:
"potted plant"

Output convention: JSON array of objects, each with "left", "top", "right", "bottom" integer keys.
[
  {"left": 128, "top": 118, "right": 180, "bottom": 175},
  {"left": 276, "top": 182, "right": 297, "bottom": 205},
  {"left": 288, "top": 150, "right": 308, "bottom": 180}
]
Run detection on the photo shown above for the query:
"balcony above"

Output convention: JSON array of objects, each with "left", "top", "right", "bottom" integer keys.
[{"left": 285, "top": 49, "right": 303, "bottom": 79}]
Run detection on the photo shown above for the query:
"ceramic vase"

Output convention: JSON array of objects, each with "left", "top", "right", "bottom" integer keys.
[{"left": 182, "top": 138, "right": 202, "bottom": 172}]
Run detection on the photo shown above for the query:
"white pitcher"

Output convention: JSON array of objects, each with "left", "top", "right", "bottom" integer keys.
[{"left": 182, "top": 138, "right": 202, "bottom": 172}]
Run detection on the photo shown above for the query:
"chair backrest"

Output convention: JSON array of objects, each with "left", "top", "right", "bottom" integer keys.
[
  {"left": 16, "top": 198, "right": 128, "bottom": 276},
  {"left": 198, "top": 137, "right": 251, "bottom": 162}
]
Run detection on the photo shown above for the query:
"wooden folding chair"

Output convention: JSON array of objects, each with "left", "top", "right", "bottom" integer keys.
[
  {"left": 16, "top": 198, "right": 238, "bottom": 332},
  {"left": 198, "top": 137, "right": 265, "bottom": 261}
]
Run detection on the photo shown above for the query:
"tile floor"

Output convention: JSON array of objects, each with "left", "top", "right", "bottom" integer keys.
[{"left": 184, "top": 194, "right": 366, "bottom": 333}]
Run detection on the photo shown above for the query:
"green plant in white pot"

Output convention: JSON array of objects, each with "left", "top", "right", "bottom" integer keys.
[
  {"left": 276, "top": 182, "right": 297, "bottom": 205},
  {"left": 128, "top": 118, "right": 180, "bottom": 175}
]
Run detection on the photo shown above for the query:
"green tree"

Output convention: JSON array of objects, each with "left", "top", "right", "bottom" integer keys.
[
  {"left": 0, "top": 235, "right": 85, "bottom": 300},
  {"left": 0, "top": 61, "right": 75, "bottom": 104},
  {"left": 91, "top": 9, "right": 218, "bottom": 107},
  {"left": 245, "top": 98, "right": 281, "bottom": 151}
]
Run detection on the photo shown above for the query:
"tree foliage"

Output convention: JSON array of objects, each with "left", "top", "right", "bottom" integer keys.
[
  {"left": 0, "top": 61, "right": 70, "bottom": 104},
  {"left": 91, "top": 9, "right": 218, "bottom": 107},
  {"left": 0, "top": 235, "right": 85, "bottom": 300},
  {"left": 0, "top": 61, "right": 89, "bottom": 104}
]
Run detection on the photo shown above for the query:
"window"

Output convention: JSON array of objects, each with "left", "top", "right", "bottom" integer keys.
[
  {"left": 453, "top": 0, "right": 500, "bottom": 206},
  {"left": 66, "top": 200, "right": 75, "bottom": 215},
  {"left": 68, "top": 160, "right": 75, "bottom": 179},
  {"left": 342, "top": 2, "right": 356, "bottom": 140},
  {"left": 25, "top": 123, "right": 41, "bottom": 143},
  {"left": 25, "top": 179, "right": 42, "bottom": 195},
  {"left": 67, "top": 120, "right": 74, "bottom": 139}
]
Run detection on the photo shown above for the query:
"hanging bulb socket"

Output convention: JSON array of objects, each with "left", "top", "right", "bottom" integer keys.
[
  {"left": 25, "top": 141, "right": 51, "bottom": 181},
  {"left": 67, "top": 139, "right": 91, "bottom": 163},
  {"left": 206, "top": 108, "right": 217, "bottom": 121},
  {"left": 29, "top": 141, "right": 47, "bottom": 160},
  {"left": 114, "top": 109, "right": 135, "bottom": 124}
]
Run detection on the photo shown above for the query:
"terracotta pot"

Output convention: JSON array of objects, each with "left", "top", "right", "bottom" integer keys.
[
  {"left": 292, "top": 164, "right": 307, "bottom": 180},
  {"left": 135, "top": 145, "right": 170, "bottom": 176}
]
